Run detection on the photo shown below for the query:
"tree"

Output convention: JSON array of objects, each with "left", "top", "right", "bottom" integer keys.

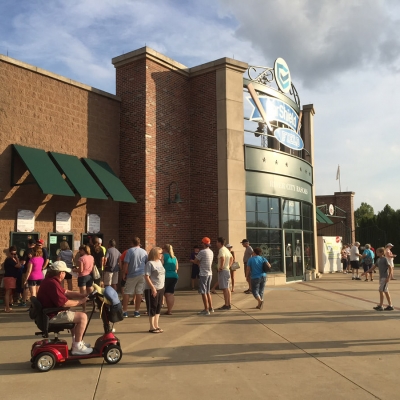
[{"left": 354, "top": 202, "right": 374, "bottom": 225}]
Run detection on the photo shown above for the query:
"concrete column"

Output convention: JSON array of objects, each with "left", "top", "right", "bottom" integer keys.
[
  {"left": 302, "top": 104, "right": 318, "bottom": 271},
  {"left": 215, "top": 60, "right": 248, "bottom": 273}
]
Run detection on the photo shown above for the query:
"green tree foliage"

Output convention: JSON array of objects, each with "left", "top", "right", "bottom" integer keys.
[
  {"left": 356, "top": 204, "right": 399, "bottom": 250},
  {"left": 354, "top": 202, "right": 374, "bottom": 225}
]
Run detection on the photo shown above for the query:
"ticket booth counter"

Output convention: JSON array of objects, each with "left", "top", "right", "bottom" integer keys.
[
  {"left": 48, "top": 233, "right": 74, "bottom": 263},
  {"left": 10, "top": 232, "right": 40, "bottom": 258}
]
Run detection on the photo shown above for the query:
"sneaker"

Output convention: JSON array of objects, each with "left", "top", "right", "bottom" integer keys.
[
  {"left": 244, "top": 290, "right": 251, "bottom": 294},
  {"left": 17, "top": 302, "right": 27, "bottom": 307},
  {"left": 209, "top": 308, "right": 214, "bottom": 313},
  {"left": 217, "top": 305, "right": 231, "bottom": 310},
  {"left": 197, "top": 309, "right": 210, "bottom": 315},
  {"left": 384, "top": 306, "right": 394, "bottom": 311},
  {"left": 71, "top": 342, "right": 93, "bottom": 355},
  {"left": 344, "top": 271, "right": 347, "bottom": 274},
  {"left": 355, "top": 277, "right": 361, "bottom": 280},
  {"left": 133, "top": 311, "right": 140, "bottom": 318},
  {"left": 123, "top": 312, "right": 129, "bottom": 318},
  {"left": 351, "top": 277, "right": 355, "bottom": 280},
  {"left": 373, "top": 305, "right": 384, "bottom": 311}
]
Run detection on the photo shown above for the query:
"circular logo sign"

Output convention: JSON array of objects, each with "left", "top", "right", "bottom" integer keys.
[
  {"left": 336, "top": 236, "right": 341, "bottom": 243},
  {"left": 274, "top": 58, "right": 291, "bottom": 93},
  {"left": 328, "top": 204, "right": 334, "bottom": 215}
]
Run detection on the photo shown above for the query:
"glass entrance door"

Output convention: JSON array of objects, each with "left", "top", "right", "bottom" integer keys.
[{"left": 284, "top": 231, "right": 304, "bottom": 281}]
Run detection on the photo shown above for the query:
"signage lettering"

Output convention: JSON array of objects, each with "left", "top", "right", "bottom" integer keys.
[
  {"left": 274, "top": 128, "right": 304, "bottom": 151},
  {"left": 269, "top": 181, "right": 308, "bottom": 195},
  {"left": 248, "top": 96, "right": 299, "bottom": 132}
]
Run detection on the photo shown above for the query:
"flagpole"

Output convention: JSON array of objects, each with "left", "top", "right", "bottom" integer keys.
[{"left": 336, "top": 165, "right": 341, "bottom": 192}]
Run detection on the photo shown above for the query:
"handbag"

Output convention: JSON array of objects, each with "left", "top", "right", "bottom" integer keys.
[
  {"left": 92, "top": 265, "right": 101, "bottom": 280},
  {"left": 230, "top": 262, "right": 241, "bottom": 271}
]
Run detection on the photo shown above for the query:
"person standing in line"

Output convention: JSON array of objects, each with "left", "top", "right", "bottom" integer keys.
[
  {"left": 247, "top": 247, "right": 271, "bottom": 309},
  {"left": 189, "top": 245, "right": 200, "bottom": 290},
  {"left": 362, "top": 247, "right": 394, "bottom": 311},
  {"left": 73, "top": 245, "right": 94, "bottom": 312},
  {"left": 216, "top": 237, "right": 233, "bottom": 310},
  {"left": 104, "top": 239, "right": 121, "bottom": 291},
  {"left": 144, "top": 247, "right": 166, "bottom": 332},
  {"left": 193, "top": 237, "right": 214, "bottom": 315},
  {"left": 36, "top": 239, "right": 49, "bottom": 271},
  {"left": 98, "top": 238, "right": 107, "bottom": 260},
  {"left": 241, "top": 239, "right": 253, "bottom": 293},
  {"left": 226, "top": 244, "right": 236, "bottom": 292},
  {"left": 384, "top": 243, "right": 396, "bottom": 280},
  {"left": 57, "top": 241, "right": 74, "bottom": 291},
  {"left": 18, "top": 239, "right": 36, "bottom": 307},
  {"left": 361, "top": 244, "right": 375, "bottom": 282},
  {"left": 163, "top": 244, "right": 179, "bottom": 315},
  {"left": 122, "top": 237, "right": 148, "bottom": 318},
  {"left": 341, "top": 246, "right": 348, "bottom": 274},
  {"left": 23, "top": 245, "right": 45, "bottom": 297},
  {"left": 92, "top": 237, "right": 105, "bottom": 286},
  {"left": 350, "top": 241, "right": 361, "bottom": 280},
  {"left": 2, "top": 246, "right": 22, "bottom": 313},
  {"left": 345, "top": 243, "right": 351, "bottom": 273}
]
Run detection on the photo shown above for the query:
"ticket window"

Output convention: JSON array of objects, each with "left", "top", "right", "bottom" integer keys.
[
  {"left": 10, "top": 232, "right": 40, "bottom": 259},
  {"left": 48, "top": 233, "right": 74, "bottom": 263},
  {"left": 81, "top": 233, "right": 103, "bottom": 247}
]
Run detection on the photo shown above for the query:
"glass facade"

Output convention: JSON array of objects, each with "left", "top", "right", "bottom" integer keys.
[{"left": 246, "top": 194, "right": 315, "bottom": 277}]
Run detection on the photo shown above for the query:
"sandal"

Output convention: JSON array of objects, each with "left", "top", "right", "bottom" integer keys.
[
  {"left": 211, "top": 290, "right": 217, "bottom": 294},
  {"left": 148, "top": 329, "right": 161, "bottom": 334},
  {"left": 165, "top": 311, "right": 172, "bottom": 315},
  {"left": 155, "top": 327, "right": 164, "bottom": 333},
  {"left": 4, "top": 309, "right": 12, "bottom": 313}
]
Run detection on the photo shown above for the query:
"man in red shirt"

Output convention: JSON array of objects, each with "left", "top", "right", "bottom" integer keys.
[{"left": 37, "top": 261, "right": 92, "bottom": 355}]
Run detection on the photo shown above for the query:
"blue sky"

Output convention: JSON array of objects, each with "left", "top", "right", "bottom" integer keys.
[{"left": 1, "top": 0, "right": 399, "bottom": 213}]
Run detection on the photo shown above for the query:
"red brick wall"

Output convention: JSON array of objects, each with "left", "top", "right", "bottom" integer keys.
[
  {"left": 116, "top": 57, "right": 219, "bottom": 261},
  {"left": 316, "top": 192, "right": 355, "bottom": 242},
  {"left": 189, "top": 72, "right": 219, "bottom": 249},
  {"left": 0, "top": 59, "right": 121, "bottom": 265}
]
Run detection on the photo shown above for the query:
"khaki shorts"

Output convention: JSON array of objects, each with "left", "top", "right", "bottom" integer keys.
[
  {"left": 218, "top": 269, "right": 230, "bottom": 289},
  {"left": 104, "top": 271, "right": 119, "bottom": 286},
  {"left": 124, "top": 275, "right": 144, "bottom": 295},
  {"left": 49, "top": 310, "right": 75, "bottom": 324},
  {"left": 379, "top": 278, "right": 389, "bottom": 293}
]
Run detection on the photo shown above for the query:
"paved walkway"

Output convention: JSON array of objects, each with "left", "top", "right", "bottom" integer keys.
[{"left": 1, "top": 273, "right": 399, "bottom": 399}]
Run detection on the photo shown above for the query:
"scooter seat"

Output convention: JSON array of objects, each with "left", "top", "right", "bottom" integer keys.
[{"left": 48, "top": 323, "right": 75, "bottom": 333}]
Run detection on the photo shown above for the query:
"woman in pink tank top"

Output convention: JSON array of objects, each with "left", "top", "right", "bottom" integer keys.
[{"left": 23, "top": 246, "right": 44, "bottom": 297}]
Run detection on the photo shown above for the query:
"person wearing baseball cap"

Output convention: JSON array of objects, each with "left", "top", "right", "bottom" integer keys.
[
  {"left": 37, "top": 261, "right": 93, "bottom": 355},
  {"left": 35, "top": 238, "right": 50, "bottom": 271},
  {"left": 385, "top": 243, "right": 396, "bottom": 280},
  {"left": 241, "top": 239, "right": 253, "bottom": 293},
  {"left": 192, "top": 237, "right": 214, "bottom": 315}
]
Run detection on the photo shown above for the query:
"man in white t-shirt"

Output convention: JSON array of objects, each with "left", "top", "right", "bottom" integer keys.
[
  {"left": 350, "top": 242, "right": 361, "bottom": 280},
  {"left": 193, "top": 237, "right": 214, "bottom": 315},
  {"left": 216, "top": 237, "right": 233, "bottom": 311}
]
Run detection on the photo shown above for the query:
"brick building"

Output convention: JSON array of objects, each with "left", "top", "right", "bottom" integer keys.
[{"left": 0, "top": 46, "right": 319, "bottom": 289}]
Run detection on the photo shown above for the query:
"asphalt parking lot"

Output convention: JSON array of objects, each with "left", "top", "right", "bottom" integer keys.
[{"left": 1, "top": 273, "right": 399, "bottom": 400}]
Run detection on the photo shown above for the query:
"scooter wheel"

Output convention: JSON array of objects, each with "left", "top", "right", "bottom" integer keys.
[
  {"left": 104, "top": 345, "right": 122, "bottom": 364},
  {"left": 35, "top": 352, "right": 56, "bottom": 372}
]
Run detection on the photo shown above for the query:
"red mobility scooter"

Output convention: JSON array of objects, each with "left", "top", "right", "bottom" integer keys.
[{"left": 30, "top": 290, "right": 123, "bottom": 372}]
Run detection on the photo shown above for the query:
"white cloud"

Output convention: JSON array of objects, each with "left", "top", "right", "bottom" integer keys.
[{"left": 1, "top": 0, "right": 399, "bottom": 213}]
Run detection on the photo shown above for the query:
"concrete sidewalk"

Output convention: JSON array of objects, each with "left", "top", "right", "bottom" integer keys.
[{"left": 1, "top": 273, "right": 399, "bottom": 399}]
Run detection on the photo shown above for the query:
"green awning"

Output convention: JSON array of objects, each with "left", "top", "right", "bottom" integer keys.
[
  {"left": 12, "top": 145, "right": 75, "bottom": 196},
  {"left": 49, "top": 152, "right": 108, "bottom": 200},
  {"left": 82, "top": 158, "right": 136, "bottom": 203},
  {"left": 316, "top": 207, "right": 334, "bottom": 224}
]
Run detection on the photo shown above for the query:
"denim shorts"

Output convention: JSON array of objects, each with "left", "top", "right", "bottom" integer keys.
[{"left": 78, "top": 275, "right": 93, "bottom": 288}]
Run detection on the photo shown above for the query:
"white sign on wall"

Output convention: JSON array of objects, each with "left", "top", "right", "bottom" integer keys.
[
  {"left": 56, "top": 212, "right": 71, "bottom": 233},
  {"left": 87, "top": 214, "right": 100, "bottom": 233},
  {"left": 17, "top": 209, "right": 35, "bottom": 232}
]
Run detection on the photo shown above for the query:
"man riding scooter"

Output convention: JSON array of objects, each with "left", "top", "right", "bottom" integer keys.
[{"left": 37, "top": 261, "right": 93, "bottom": 355}]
